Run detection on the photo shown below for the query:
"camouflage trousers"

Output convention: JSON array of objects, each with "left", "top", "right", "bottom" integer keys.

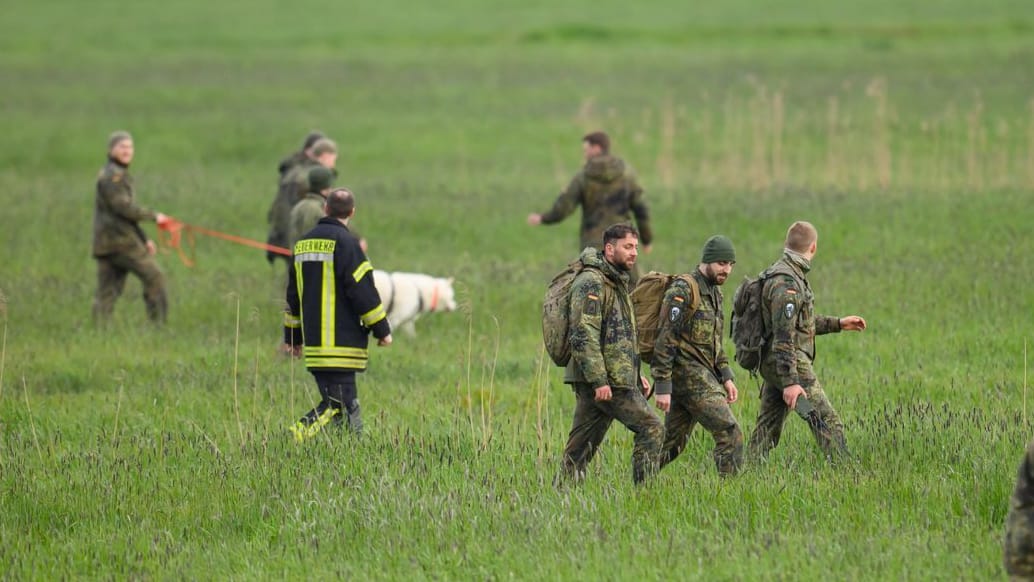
[
  {"left": 1004, "top": 441, "right": 1034, "bottom": 579},
  {"left": 660, "top": 367, "right": 743, "bottom": 477},
  {"left": 92, "top": 247, "right": 167, "bottom": 324},
  {"left": 561, "top": 382, "right": 664, "bottom": 484},
  {"left": 748, "top": 359, "right": 847, "bottom": 461}
]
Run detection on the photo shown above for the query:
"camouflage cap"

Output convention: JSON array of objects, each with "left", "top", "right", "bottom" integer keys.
[
  {"left": 701, "top": 235, "right": 736, "bottom": 263},
  {"left": 107, "top": 130, "right": 132, "bottom": 151},
  {"left": 308, "top": 166, "right": 334, "bottom": 192}
]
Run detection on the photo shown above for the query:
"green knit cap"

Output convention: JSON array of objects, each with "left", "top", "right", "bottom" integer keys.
[
  {"left": 308, "top": 166, "right": 334, "bottom": 192},
  {"left": 701, "top": 235, "right": 736, "bottom": 263}
]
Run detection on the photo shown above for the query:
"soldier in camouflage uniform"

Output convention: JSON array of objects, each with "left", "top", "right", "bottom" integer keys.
[
  {"left": 747, "top": 221, "right": 867, "bottom": 462},
  {"left": 266, "top": 138, "right": 338, "bottom": 265},
  {"left": 91, "top": 131, "right": 170, "bottom": 324},
  {"left": 1005, "top": 439, "right": 1034, "bottom": 579},
  {"left": 528, "top": 131, "right": 653, "bottom": 282},
  {"left": 277, "top": 130, "right": 324, "bottom": 180},
  {"left": 560, "top": 223, "right": 664, "bottom": 485},
  {"left": 287, "top": 166, "right": 334, "bottom": 249},
  {"left": 652, "top": 236, "right": 743, "bottom": 477}
]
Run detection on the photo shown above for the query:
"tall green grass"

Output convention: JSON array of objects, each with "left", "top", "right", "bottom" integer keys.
[{"left": 1, "top": 0, "right": 1032, "bottom": 578}]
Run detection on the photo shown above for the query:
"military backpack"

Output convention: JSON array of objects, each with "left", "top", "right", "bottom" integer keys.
[
  {"left": 631, "top": 271, "right": 700, "bottom": 366},
  {"left": 541, "top": 258, "right": 587, "bottom": 367},
  {"left": 730, "top": 265, "right": 802, "bottom": 374}
]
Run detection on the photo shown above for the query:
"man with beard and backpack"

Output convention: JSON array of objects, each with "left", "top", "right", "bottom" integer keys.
[
  {"left": 647, "top": 235, "right": 744, "bottom": 477},
  {"left": 551, "top": 224, "right": 664, "bottom": 485},
  {"left": 527, "top": 131, "right": 653, "bottom": 283},
  {"left": 739, "top": 221, "right": 866, "bottom": 462}
]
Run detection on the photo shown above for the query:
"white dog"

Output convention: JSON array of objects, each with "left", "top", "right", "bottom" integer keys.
[{"left": 372, "top": 270, "right": 458, "bottom": 336}]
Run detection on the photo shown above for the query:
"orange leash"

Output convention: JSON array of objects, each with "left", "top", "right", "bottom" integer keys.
[{"left": 157, "top": 217, "right": 290, "bottom": 267}]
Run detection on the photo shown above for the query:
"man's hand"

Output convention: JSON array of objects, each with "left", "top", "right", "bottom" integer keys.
[
  {"left": 640, "top": 376, "right": 652, "bottom": 398},
  {"left": 840, "top": 316, "right": 866, "bottom": 331},
  {"left": 359, "top": 238, "right": 369, "bottom": 253},
  {"left": 378, "top": 334, "right": 393, "bottom": 347},
  {"left": 156, "top": 212, "right": 170, "bottom": 227},
  {"left": 278, "top": 343, "right": 302, "bottom": 358},
  {"left": 642, "top": 244, "right": 653, "bottom": 254},
  {"left": 782, "top": 384, "right": 807, "bottom": 410},
  {"left": 724, "top": 380, "right": 738, "bottom": 403},
  {"left": 526, "top": 213, "right": 543, "bottom": 226},
  {"left": 146, "top": 240, "right": 157, "bottom": 256},
  {"left": 655, "top": 393, "right": 671, "bottom": 412},
  {"left": 594, "top": 385, "right": 612, "bottom": 402}
]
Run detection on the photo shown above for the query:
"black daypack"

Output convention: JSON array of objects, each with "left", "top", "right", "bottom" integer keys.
[{"left": 730, "top": 265, "right": 802, "bottom": 374}]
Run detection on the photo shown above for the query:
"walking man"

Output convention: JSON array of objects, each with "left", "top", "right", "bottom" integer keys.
[
  {"left": 747, "top": 221, "right": 866, "bottom": 461},
  {"left": 560, "top": 223, "right": 664, "bottom": 484},
  {"left": 652, "top": 235, "right": 743, "bottom": 477},
  {"left": 528, "top": 131, "right": 653, "bottom": 282},
  {"left": 284, "top": 188, "right": 391, "bottom": 440}
]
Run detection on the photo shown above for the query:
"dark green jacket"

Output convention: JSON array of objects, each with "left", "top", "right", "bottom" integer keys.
[
  {"left": 1005, "top": 439, "right": 1034, "bottom": 577},
  {"left": 92, "top": 159, "right": 156, "bottom": 257},
  {"left": 761, "top": 251, "right": 841, "bottom": 388},
  {"left": 288, "top": 192, "right": 327, "bottom": 249},
  {"left": 267, "top": 158, "right": 320, "bottom": 250},
  {"left": 564, "top": 247, "right": 639, "bottom": 389},
  {"left": 278, "top": 150, "right": 308, "bottom": 179},
  {"left": 541, "top": 155, "right": 652, "bottom": 249},
  {"left": 651, "top": 270, "right": 734, "bottom": 395}
]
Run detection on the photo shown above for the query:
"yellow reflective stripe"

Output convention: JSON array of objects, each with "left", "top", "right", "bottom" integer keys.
[
  {"left": 353, "top": 260, "right": 372, "bottom": 282},
  {"left": 321, "top": 260, "right": 335, "bottom": 347},
  {"left": 304, "top": 357, "right": 369, "bottom": 369},
  {"left": 360, "top": 304, "right": 387, "bottom": 327},
  {"left": 303, "top": 346, "right": 368, "bottom": 358},
  {"left": 284, "top": 312, "right": 301, "bottom": 328}
]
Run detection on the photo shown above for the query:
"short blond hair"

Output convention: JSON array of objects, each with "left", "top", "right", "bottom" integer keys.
[
  {"left": 785, "top": 221, "right": 817, "bottom": 253},
  {"left": 311, "top": 138, "right": 338, "bottom": 156}
]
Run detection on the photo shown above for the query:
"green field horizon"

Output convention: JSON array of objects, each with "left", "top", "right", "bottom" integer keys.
[{"left": 2, "top": 0, "right": 1033, "bottom": 579}]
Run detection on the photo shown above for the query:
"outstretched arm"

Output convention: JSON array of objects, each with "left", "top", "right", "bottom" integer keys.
[{"left": 537, "top": 175, "right": 584, "bottom": 225}]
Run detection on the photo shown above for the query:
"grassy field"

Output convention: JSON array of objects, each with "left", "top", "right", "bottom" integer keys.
[{"left": 2, "top": 0, "right": 1033, "bottom": 578}]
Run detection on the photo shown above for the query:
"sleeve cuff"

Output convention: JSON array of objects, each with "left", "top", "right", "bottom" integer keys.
[
  {"left": 781, "top": 377, "right": 801, "bottom": 389},
  {"left": 720, "top": 367, "right": 734, "bottom": 383},
  {"left": 284, "top": 327, "right": 303, "bottom": 346},
  {"left": 654, "top": 380, "right": 673, "bottom": 395}
]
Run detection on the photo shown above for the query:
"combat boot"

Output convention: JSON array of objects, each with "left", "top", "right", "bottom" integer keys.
[{"left": 344, "top": 399, "right": 363, "bottom": 437}]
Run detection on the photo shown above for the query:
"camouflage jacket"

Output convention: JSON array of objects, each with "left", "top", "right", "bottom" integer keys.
[
  {"left": 761, "top": 251, "right": 841, "bottom": 388},
  {"left": 267, "top": 158, "right": 320, "bottom": 250},
  {"left": 288, "top": 192, "right": 327, "bottom": 249},
  {"left": 1005, "top": 440, "right": 1034, "bottom": 577},
  {"left": 277, "top": 150, "right": 308, "bottom": 179},
  {"left": 564, "top": 247, "right": 640, "bottom": 389},
  {"left": 651, "top": 270, "right": 733, "bottom": 395},
  {"left": 541, "top": 155, "right": 653, "bottom": 249},
  {"left": 92, "top": 159, "right": 156, "bottom": 257}
]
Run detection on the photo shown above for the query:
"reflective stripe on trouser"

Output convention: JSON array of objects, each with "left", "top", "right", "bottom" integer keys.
[
  {"left": 660, "top": 367, "right": 743, "bottom": 476},
  {"left": 561, "top": 383, "right": 663, "bottom": 484},
  {"left": 93, "top": 246, "right": 167, "bottom": 323},
  {"left": 748, "top": 358, "right": 846, "bottom": 460}
]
